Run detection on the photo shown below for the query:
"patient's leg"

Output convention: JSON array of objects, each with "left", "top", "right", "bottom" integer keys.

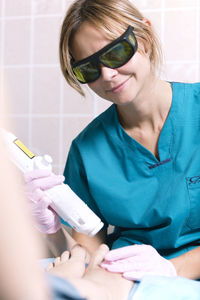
[
  {"left": 82, "top": 244, "right": 134, "bottom": 300},
  {"left": 47, "top": 244, "right": 134, "bottom": 300},
  {"left": 46, "top": 244, "right": 87, "bottom": 278}
]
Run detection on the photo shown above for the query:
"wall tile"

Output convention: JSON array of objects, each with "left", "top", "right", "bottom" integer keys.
[
  {"left": 0, "top": 19, "right": 3, "bottom": 63},
  {"left": 52, "top": 165, "right": 63, "bottom": 175},
  {"left": 0, "top": 70, "right": 3, "bottom": 102},
  {"left": 4, "top": 68, "right": 30, "bottom": 114},
  {"left": 4, "top": 19, "right": 31, "bottom": 65},
  {"left": 132, "top": 0, "right": 162, "bottom": 10},
  {"left": 61, "top": 116, "right": 93, "bottom": 166},
  {"left": 165, "top": 0, "right": 197, "bottom": 8},
  {"left": 5, "top": 0, "right": 31, "bottom": 16},
  {"left": 0, "top": 0, "right": 3, "bottom": 16},
  {"left": 33, "top": 0, "right": 62, "bottom": 15},
  {"left": 31, "top": 117, "right": 60, "bottom": 164},
  {"left": 163, "top": 62, "right": 199, "bottom": 83},
  {"left": 9, "top": 117, "right": 30, "bottom": 145},
  {"left": 33, "top": 16, "right": 62, "bottom": 64},
  {"left": 63, "top": 81, "right": 94, "bottom": 114},
  {"left": 144, "top": 11, "right": 162, "bottom": 39},
  {"left": 164, "top": 10, "right": 197, "bottom": 61},
  {"left": 62, "top": 0, "right": 75, "bottom": 13},
  {"left": 32, "top": 66, "right": 61, "bottom": 114},
  {"left": 198, "top": 16, "right": 200, "bottom": 63},
  {"left": 95, "top": 95, "right": 111, "bottom": 116}
]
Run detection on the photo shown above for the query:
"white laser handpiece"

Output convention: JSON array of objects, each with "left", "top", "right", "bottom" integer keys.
[{"left": 3, "top": 131, "right": 104, "bottom": 236}]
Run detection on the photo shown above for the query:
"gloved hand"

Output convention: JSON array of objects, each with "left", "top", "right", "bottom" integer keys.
[
  {"left": 101, "top": 244, "right": 177, "bottom": 281},
  {"left": 24, "top": 169, "right": 65, "bottom": 234}
]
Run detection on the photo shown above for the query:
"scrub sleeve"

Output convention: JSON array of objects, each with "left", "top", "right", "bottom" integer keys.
[{"left": 63, "top": 82, "right": 200, "bottom": 259}]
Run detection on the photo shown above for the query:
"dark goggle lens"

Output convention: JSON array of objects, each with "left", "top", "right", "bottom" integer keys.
[
  {"left": 73, "top": 40, "right": 133, "bottom": 83},
  {"left": 72, "top": 28, "right": 137, "bottom": 84},
  {"left": 100, "top": 40, "right": 134, "bottom": 68},
  {"left": 73, "top": 61, "right": 100, "bottom": 83}
]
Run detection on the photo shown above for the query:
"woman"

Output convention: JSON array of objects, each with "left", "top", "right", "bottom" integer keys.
[{"left": 26, "top": 0, "right": 200, "bottom": 281}]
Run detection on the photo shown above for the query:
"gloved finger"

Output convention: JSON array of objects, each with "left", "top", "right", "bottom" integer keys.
[
  {"left": 101, "top": 259, "right": 144, "bottom": 273},
  {"left": 122, "top": 262, "right": 176, "bottom": 281},
  {"left": 28, "top": 193, "right": 52, "bottom": 213},
  {"left": 38, "top": 209, "right": 59, "bottom": 225},
  {"left": 102, "top": 252, "right": 149, "bottom": 266},
  {"left": 26, "top": 174, "right": 65, "bottom": 192},
  {"left": 123, "top": 270, "right": 147, "bottom": 281},
  {"left": 34, "top": 220, "right": 61, "bottom": 235},
  {"left": 26, "top": 188, "right": 44, "bottom": 203},
  {"left": 33, "top": 206, "right": 61, "bottom": 234},
  {"left": 24, "top": 169, "right": 52, "bottom": 183},
  {"left": 43, "top": 215, "right": 61, "bottom": 234},
  {"left": 104, "top": 244, "right": 145, "bottom": 261},
  {"left": 100, "top": 261, "right": 125, "bottom": 273},
  {"left": 37, "top": 194, "right": 52, "bottom": 210}
]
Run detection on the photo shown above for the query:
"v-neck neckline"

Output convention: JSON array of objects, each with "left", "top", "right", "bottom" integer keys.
[{"left": 113, "top": 82, "right": 176, "bottom": 164}]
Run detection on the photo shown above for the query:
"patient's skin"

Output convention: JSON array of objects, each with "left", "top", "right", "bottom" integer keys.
[
  {"left": 46, "top": 244, "right": 133, "bottom": 300},
  {"left": 46, "top": 244, "right": 87, "bottom": 278}
]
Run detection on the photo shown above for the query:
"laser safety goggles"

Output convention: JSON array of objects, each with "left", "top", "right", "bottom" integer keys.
[{"left": 71, "top": 26, "right": 138, "bottom": 84}]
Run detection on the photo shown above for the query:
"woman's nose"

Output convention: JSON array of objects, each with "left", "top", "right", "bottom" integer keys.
[{"left": 100, "top": 65, "right": 118, "bottom": 81}]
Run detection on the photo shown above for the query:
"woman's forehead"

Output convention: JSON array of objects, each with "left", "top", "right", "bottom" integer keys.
[{"left": 70, "top": 22, "right": 121, "bottom": 60}]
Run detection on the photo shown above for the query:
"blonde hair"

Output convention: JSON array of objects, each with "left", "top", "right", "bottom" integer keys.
[{"left": 59, "top": 0, "right": 163, "bottom": 96}]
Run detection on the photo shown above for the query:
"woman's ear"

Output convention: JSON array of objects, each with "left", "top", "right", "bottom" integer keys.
[
  {"left": 143, "top": 18, "right": 152, "bottom": 28},
  {"left": 141, "top": 18, "right": 153, "bottom": 55}
]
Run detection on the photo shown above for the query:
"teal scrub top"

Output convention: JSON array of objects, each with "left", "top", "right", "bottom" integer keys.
[{"left": 63, "top": 82, "right": 200, "bottom": 259}]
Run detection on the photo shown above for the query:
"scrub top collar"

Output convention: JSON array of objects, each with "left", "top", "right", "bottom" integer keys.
[{"left": 112, "top": 82, "right": 177, "bottom": 166}]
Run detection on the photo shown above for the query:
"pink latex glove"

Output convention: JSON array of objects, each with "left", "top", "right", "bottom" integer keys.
[
  {"left": 101, "top": 244, "right": 177, "bottom": 281},
  {"left": 24, "top": 169, "right": 65, "bottom": 234}
]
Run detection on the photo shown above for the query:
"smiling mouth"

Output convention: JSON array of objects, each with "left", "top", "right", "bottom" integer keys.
[{"left": 106, "top": 77, "right": 131, "bottom": 93}]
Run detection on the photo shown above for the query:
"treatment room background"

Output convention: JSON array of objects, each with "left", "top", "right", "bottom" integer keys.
[{"left": 0, "top": 0, "right": 200, "bottom": 174}]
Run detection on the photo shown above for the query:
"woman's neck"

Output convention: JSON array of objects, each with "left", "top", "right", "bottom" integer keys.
[{"left": 116, "top": 78, "right": 172, "bottom": 134}]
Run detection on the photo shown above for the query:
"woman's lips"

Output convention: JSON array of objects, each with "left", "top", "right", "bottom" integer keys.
[{"left": 106, "top": 77, "right": 131, "bottom": 93}]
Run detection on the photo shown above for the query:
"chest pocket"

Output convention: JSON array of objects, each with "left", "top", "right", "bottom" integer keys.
[{"left": 186, "top": 175, "right": 200, "bottom": 229}]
